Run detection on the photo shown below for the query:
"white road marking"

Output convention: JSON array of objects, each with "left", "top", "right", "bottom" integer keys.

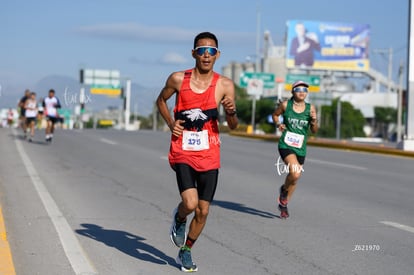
[
  {"left": 307, "top": 158, "right": 367, "bottom": 170},
  {"left": 380, "top": 221, "right": 414, "bottom": 234},
  {"left": 160, "top": 156, "right": 168, "bottom": 160},
  {"left": 13, "top": 130, "right": 97, "bottom": 275},
  {"left": 100, "top": 138, "right": 117, "bottom": 145}
]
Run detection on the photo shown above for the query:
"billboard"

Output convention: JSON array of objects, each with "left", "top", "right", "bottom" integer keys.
[{"left": 286, "top": 20, "right": 370, "bottom": 71}]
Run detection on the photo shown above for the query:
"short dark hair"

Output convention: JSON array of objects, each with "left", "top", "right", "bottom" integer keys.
[
  {"left": 193, "top": 32, "right": 218, "bottom": 49},
  {"left": 49, "top": 89, "right": 55, "bottom": 94}
]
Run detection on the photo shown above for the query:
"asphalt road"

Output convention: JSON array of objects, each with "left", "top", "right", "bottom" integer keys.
[{"left": 0, "top": 128, "right": 413, "bottom": 275}]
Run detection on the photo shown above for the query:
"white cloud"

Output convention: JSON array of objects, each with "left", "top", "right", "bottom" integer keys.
[
  {"left": 75, "top": 23, "right": 193, "bottom": 43},
  {"left": 128, "top": 52, "right": 188, "bottom": 66},
  {"left": 159, "top": 52, "right": 188, "bottom": 65},
  {"left": 74, "top": 22, "right": 254, "bottom": 46}
]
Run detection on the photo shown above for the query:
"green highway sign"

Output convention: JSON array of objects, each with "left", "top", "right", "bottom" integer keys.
[{"left": 239, "top": 72, "right": 275, "bottom": 88}]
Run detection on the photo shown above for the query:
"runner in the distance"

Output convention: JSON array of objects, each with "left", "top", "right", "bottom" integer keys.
[
  {"left": 42, "top": 89, "right": 61, "bottom": 142},
  {"left": 272, "top": 80, "right": 318, "bottom": 219},
  {"left": 24, "top": 92, "right": 38, "bottom": 142},
  {"left": 18, "top": 89, "right": 30, "bottom": 137},
  {"left": 157, "top": 31, "right": 238, "bottom": 272},
  {"left": 7, "top": 108, "right": 14, "bottom": 127}
]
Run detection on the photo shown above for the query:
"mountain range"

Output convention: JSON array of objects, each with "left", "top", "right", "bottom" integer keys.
[{"left": 0, "top": 75, "right": 160, "bottom": 116}]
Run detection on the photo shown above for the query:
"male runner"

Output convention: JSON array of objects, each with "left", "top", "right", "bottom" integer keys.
[
  {"left": 42, "top": 89, "right": 61, "bottom": 142},
  {"left": 157, "top": 32, "right": 238, "bottom": 272},
  {"left": 24, "top": 92, "right": 38, "bottom": 142},
  {"left": 18, "top": 89, "right": 30, "bottom": 137}
]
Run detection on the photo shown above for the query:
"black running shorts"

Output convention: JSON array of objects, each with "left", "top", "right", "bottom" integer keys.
[
  {"left": 173, "top": 163, "right": 219, "bottom": 202},
  {"left": 46, "top": 116, "right": 59, "bottom": 124},
  {"left": 26, "top": 117, "right": 37, "bottom": 124},
  {"left": 278, "top": 148, "right": 305, "bottom": 165}
]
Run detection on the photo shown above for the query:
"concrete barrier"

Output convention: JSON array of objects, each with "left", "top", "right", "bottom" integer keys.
[{"left": 228, "top": 131, "right": 414, "bottom": 158}]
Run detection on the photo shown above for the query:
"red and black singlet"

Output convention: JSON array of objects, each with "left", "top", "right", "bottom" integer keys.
[{"left": 169, "top": 69, "right": 221, "bottom": 171}]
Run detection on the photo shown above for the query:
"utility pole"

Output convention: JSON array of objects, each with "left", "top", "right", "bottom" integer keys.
[
  {"left": 336, "top": 97, "right": 342, "bottom": 140},
  {"left": 373, "top": 48, "right": 393, "bottom": 92},
  {"left": 255, "top": 1, "right": 261, "bottom": 73},
  {"left": 251, "top": 1, "right": 260, "bottom": 133},
  {"left": 402, "top": 0, "right": 414, "bottom": 151},
  {"left": 388, "top": 47, "right": 393, "bottom": 93},
  {"left": 124, "top": 78, "right": 131, "bottom": 130},
  {"left": 397, "top": 61, "right": 404, "bottom": 143}
]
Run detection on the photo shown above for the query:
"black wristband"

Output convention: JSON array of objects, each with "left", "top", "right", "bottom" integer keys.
[{"left": 226, "top": 109, "right": 237, "bottom": 116}]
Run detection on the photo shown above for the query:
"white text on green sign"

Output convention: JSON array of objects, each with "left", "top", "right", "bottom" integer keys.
[{"left": 240, "top": 72, "right": 275, "bottom": 88}]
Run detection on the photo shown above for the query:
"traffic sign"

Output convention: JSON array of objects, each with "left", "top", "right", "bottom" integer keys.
[
  {"left": 90, "top": 85, "right": 121, "bottom": 97},
  {"left": 247, "top": 79, "right": 264, "bottom": 97},
  {"left": 285, "top": 74, "right": 320, "bottom": 92},
  {"left": 81, "top": 69, "right": 122, "bottom": 97},
  {"left": 240, "top": 72, "right": 275, "bottom": 88},
  {"left": 82, "top": 69, "right": 121, "bottom": 86}
]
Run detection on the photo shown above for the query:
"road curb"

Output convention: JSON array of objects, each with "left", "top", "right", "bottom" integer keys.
[
  {"left": 228, "top": 131, "right": 414, "bottom": 158},
  {"left": 0, "top": 206, "right": 16, "bottom": 275}
]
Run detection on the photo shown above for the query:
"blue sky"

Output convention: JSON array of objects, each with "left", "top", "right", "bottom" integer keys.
[{"left": 0, "top": 0, "right": 410, "bottom": 108}]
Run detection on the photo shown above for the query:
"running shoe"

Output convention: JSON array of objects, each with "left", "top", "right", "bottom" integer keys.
[
  {"left": 176, "top": 247, "right": 198, "bottom": 272},
  {"left": 278, "top": 204, "right": 290, "bottom": 219},
  {"left": 170, "top": 207, "right": 186, "bottom": 247},
  {"left": 278, "top": 185, "right": 289, "bottom": 219},
  {"left": 278, "top": 185, "right": 288, "bottom": 207}
]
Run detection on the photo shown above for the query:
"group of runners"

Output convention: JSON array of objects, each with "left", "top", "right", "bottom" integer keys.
[
  {"left": 157, "top": 32, "right": 319, "bottom": 272},
  {"left": 18, "top": 89, "right": 62, "bottom": 142},
  {"left": 11, "top": 31, "right": 318, "bottom": 273}
]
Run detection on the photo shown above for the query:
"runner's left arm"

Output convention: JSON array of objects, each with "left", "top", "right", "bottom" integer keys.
[
  {"left": 309, "top": 104, "right": 318, "bottom": 134},
  {"left": 55, "top": 98, "right": 62, "bottom": 109},
  {"left": 220, "top": 77, "right": 238, "bottom": 130}
]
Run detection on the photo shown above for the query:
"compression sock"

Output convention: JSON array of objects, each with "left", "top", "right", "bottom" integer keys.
[{"left": 184, "top": 237, "right": 196, "bottom": 249}]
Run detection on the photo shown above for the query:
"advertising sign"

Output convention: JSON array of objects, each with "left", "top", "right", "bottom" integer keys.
[{"left": 286, "top": 20, "right": 370, "bottom": 71}]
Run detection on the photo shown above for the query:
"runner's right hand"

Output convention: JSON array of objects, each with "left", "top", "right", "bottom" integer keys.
[{"left": 170, "top": 119, "right": 185, "bottom": 137}]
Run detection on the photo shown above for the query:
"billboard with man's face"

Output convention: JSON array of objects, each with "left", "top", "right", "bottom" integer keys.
[{"left": 286, "top": 20, "right": 370, "bottom": 71}]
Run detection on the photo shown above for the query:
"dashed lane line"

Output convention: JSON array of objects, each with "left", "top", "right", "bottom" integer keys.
[
  {"left": 100, "top": 138, "right": 118, "bottom": 145},
  {"left": 380, "top": 221, "right": 414, "bottom": 234},
  {"left": 307, "top": 158, "right": 368, "bottom": 170}
]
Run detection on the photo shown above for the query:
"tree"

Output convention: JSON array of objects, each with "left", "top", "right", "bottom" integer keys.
[
  {"left": 235, "top": 97, "right": 276, "bottom": 133},
  {"left": 374, "top": 107, "right": 397, "bottom": 140},
  {"left": 318, "top": 99, "right": 366, "bottom": 138}
]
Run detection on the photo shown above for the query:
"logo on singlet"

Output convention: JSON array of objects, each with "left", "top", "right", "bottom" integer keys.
[{"left": 182, "top": 108, "right": 207, "bottom": 121}]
